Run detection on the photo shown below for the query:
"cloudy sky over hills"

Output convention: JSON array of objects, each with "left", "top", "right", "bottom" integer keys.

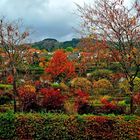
[{"left": 0, "top": 0, "right": 132, "bottom": 42}]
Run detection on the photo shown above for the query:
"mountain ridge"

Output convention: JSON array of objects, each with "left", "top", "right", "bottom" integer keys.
[{"left": 32, "top": 38, "right": 80, "bottom": 51}]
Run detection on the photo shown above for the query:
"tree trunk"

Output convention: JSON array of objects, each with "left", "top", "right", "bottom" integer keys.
[
  {"left": 129, "top": 81, "right": 134, "bottom": 114},
  {"left": 130, "top": 94, "right": 133, "bottom": 114},
  {"left": 13, "top": 78, "right": 17, "bottom": 113},
  {"left": 12, "top": 67, "right": 17, "bottom": 113}
]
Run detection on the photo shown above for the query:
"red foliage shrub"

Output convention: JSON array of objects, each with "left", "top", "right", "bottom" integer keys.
[
  {"left": 101, "top": 98, "right": 116, "bottom": 110},
  {"left": 40, "top": 88, "right": 66, "bottom": 111},
  {"left": 100, "top": 98, "right": 120, "bottom": 114},
  {"left": 34, "top": 80, "right": 41, "bottom": 87},
  {"left": 74, "top": 89, "right": 90, "bottom": 113},
  {"left": 133, "top": 93, "right": 140, "bottom": 105},
  {"left": 39, "top": 88, "right": 48, "bottom": 94},
  {"left": 74, "top": 89, "right": 89, "bottom": 104},
  {"left": 101, "top": 98, "right": 109, "bottom": 104},
  {"left": 18, "top": 85, "right": 37, "bottom": 111},
  {"left": 7, "top": 75, "right": 13, "bottom": 84},
  {"left": 103, "top": 102, "right": 117, "bottom": 110}
]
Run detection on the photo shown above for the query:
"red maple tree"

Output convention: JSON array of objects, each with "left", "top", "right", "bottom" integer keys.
[{"left": 46, "top": 50, "right": 76, "bottom": 82}]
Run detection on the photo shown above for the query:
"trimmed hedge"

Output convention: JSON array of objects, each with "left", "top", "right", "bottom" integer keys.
[
  {"left": 0, "top": 112, "right": 140, "bottom": 139},
  {"left": 0, "top": 84, "right": 13, "bottom": 90}
]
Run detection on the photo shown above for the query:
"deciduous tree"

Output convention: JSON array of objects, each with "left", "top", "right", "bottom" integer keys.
[
  {"left": 0, "top": 18, "right": 30, "bottom": 112},
  {"left": 46, "top": 50, "right": 76, "bottom": 82},
  {"left": 77, "top": 0, "right": 140, "bottom": 113}
]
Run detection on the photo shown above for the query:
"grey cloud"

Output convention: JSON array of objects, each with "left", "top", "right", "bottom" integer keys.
[
  {"left": 0, "top": 0, "right": 80, "bottom": 41},
  {"left": 0, "top": 0, "right": 131, "bottom": 42}
]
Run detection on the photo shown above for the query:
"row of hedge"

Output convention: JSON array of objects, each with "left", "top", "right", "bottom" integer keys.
[{"left": 0, "top": 112, "right": 140, "bottom": 139}]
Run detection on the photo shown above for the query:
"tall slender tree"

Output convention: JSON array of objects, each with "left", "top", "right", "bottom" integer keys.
[{"left": 0, "top": 18, "right": 30, "bottom": 112}]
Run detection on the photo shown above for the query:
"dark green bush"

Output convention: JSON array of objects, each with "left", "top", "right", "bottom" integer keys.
[
  {"left": 109, "top": 62, "right": 122, "bottom": 72},
  {"left": 29, "top": 65, "right": 44, "bottom": 74},
  {"left": 0, "top": 95, "right": 11, "bottom": 105},
  {"left": 137, "top": 72, "right": 140, "bottom": 78},
  {"left": 0, "top": 93, "right": 12, "bottom": 105},
  {"left": 0, "top": 111, "right": 16, "bottom": 139}
]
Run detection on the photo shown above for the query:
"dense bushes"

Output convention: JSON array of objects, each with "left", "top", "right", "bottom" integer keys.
[
  {"left": 0, "top": 92, "right": 12, "bottom": 105},
  {"left": 90, "top": 69, "right": 113, "bottom": 80},
  {"left": 119, "top": 77, "right": 140, "bottom": 94},
  {"left": 93, "top": 79, "right": 113, "bottom": 95},
  {"left": 16, "top": 82, "right": 128, "bottom": 114},
  {"left": 40, "top": 88, "right": 66, "bottom": 111},
  {"left": 18, "top": 85, "right": 37, "bottom": 112},
  {"left": 18, "top": 85, "right": 67, "bottom": 112},
  {"left": 70, "top": 77, "right": 92, "bottom": 93},
  {"left": 100, "top": 98, "right": 125, "bottom": 114},
  {"left": 0, "top": 112, "right": 139, "bottom": 139},
  {"left": 109, "top": 62, "right": 122, "bottom": 72}
]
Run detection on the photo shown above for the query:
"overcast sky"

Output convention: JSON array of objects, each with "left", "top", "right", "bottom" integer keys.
[{"left": 0, "top": 0, "right": 133, "bottom": 42}]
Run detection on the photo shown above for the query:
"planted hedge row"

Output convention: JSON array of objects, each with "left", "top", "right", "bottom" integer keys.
[{"left": 0, "top": 112, "right": 140, "bottom": 140}]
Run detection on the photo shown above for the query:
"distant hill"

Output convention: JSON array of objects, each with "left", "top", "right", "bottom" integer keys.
[{"left": 32, "top": 38, "right": 80, "bottom": 51}]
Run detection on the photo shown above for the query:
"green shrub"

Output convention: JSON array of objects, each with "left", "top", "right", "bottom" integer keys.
[
  {"left": 65, "top": 47, "right": 73, "bottom": 52},
  {"left": 90, "top": 69, "right": 113, "bottom": 80},
  {"left": 125, "top": 97, "right": 131, "bottom": 104},
  {"left": 29, "top": 65, "right": 44, "bottom": 74},
  {"left": 119, "top": 77, "right": 140, "bottom": 94},
  {"left": 118, "top": 100, "right": 127, "bottom": 106},
  {"left": 0, "top": 84, "right": 13, "bottom": 90},
  {"left": 133, "top": 77, "right": 140, "bottom": 92},
  {"left": 109, "top": 62, "right": 122, "bottom": 72},
  {"left": 0, "top": 112, "right": 139, "bottom": 139},
  {"left": 51, "top": 82, "right": 60, "bottom": 88},
  {"left": 137, "top": 72, "right": 140, "bottom": 78}
]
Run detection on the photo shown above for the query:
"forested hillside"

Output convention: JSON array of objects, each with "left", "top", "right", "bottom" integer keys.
[{"left": 32, "top": 38, "right": 80, "bottom": 51}]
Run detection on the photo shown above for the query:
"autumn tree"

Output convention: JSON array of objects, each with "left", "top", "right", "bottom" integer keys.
[
  {"left": 76, "top": 37, "right": 94, "bottom": 76},
  {"left": 0, "top": 18, "right": 30, "bottom": 112},
  {"left": 77, "top": 0, "right": 140, "bottom": 113},
  {"left": 78, "top": 37, "right": 110, "bottom": 73},
  {"left": 46, "top": 50, "right": 76, "bottom": 82}
]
